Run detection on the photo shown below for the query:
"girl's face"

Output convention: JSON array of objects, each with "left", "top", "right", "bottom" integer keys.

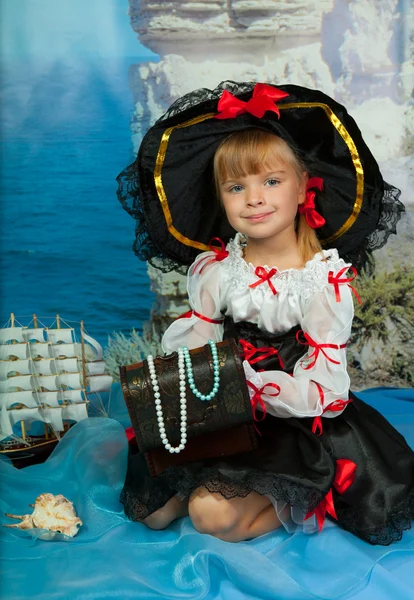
[{"left": 218, "top": 158, "right": 307, "bottom": 241}]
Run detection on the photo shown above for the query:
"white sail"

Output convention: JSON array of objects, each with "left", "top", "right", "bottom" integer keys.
[
  {"left": 0, "top": 391, "right": 38, "bottom": 409},
  {"left": 0, "top": 375, "right": 33, "bottom": 392},
  {"left": 61, "top": 389, "right": 84, "bottom": 403},
  {"left": 50, "top": 343, "right": 82, "bottom": 358},
  {"left": 86, "top": 361, "right": 106, "bottom": 375},
  {"left": 58, "top": 372, "right": 82, "bottom": 389},
  {"left": 36, "top": 391, "right": 62, "bottom": 407},
  {"left": 27, "top": 343, "right": 52, "bottom": 359},
  {"left": 46, "top": 329, "right": 74, "bottom": 344},
  {"left": 0, "top": 406, "right": 13, "bottom": 439},
  {"left": 0, "top": 359, "right": 32, "bottom": 380},
  {"left": 31, "top": 359, "right": 56, "bottom": 376},
  {"left": 23, "top": 328, "right": 46, "bottom": 343},
  {"left": 82, "top": 332, "right": 103, "bottom": 360},
  {"left": 39, "top": 406, "right": 64, "bottom": 432},
  {"left": 8, "top": 407, "right": 45, "bottom": 427},
  {"left": 0, "top": 343, "right": 27, "bottom": 360},
  {"left": 56, "top": 358, "right": 79, "bottom": 373},
  {"left": 34, "top": 375, "right": 58, "bottom": 391},
  {"left": 88, "top": 374, "right": 112, "bottom": 393},
  {"left": 0, "top": 327, "right": 27, "bottom": 343},
  {"left": 61, "top": 402, "right": 88, "bottom": 423}
]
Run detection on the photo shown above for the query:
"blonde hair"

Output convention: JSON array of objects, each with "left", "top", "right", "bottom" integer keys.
[{"left": 213, "top": 129, "right": 323, "bottom": 263}]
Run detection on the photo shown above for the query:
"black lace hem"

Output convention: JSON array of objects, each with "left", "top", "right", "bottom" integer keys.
[
  {"left": 336, "top": 490, "right": 414, "bottom": 546},
  {"left": 120, "top": 465, "right": 325, "bottom": 522},
  {"left": 163, "top": 466, "right": 324, "bottom": 511}
]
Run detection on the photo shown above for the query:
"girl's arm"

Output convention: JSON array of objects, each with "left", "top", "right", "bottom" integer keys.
[
  {"left": 161, "top": 252, "right": 224, "bottom": 354},
  {"left": 253, "top": 267, "right": 354, "bottom": 419}
]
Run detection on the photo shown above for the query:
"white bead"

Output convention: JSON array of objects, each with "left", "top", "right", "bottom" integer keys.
[
  {"left": 160, "top": 432, "right": 167, "bottom": 441},
  {"left": 154, "top": 392, "right": 161, "bottom": 399}
]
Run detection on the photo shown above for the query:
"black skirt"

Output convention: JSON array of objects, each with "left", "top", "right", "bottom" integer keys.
[{"left": 121, "top": 321, "right": 414, "bottom": 546}]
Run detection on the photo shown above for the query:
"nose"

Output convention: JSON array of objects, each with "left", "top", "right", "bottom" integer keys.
[{"left": 246, "top": 186, "right": 265, "bottom": 207}]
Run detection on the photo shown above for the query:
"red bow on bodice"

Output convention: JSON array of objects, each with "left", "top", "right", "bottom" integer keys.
[{"left": 249, "top": 266, "right": 278, "bottom": 295}]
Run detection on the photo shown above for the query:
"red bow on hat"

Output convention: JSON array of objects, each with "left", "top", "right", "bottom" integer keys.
[
  {"left": 215, "top": 83, "right": 289, "bottom": 120},
  {"left": 298, "top": 177, "right": 326, "bottom": 229}
]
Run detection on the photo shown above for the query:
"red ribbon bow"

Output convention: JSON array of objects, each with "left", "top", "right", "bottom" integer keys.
[
  {"left": 191, "top": 237, "right": 229, "bottom": 275},
  {"left": 304, "top": 458, "right": 357, "bottom": 531},
  {"left": 328, "top": 266, "right": 362, "bottom": 305},
  {"left": 298, "top": 177, "right": 326, "bottom": 229},
  {"left": 239, "top": 339, "right": 285, "bottom": 370},
  {"left": 249, "top": 266, "right": 278, "bottom": 295},
  {"left": 215, "top": 83, "right": 289, "bottom": 120},
  {"left": 246, "top": 381, "right": 280, "bottom": 422},
  {"left": 312, "top": 396, "right": 353, "bottom": 436},
  {"left": 296, "top": 330, "right": 347, "bottom": 370}
]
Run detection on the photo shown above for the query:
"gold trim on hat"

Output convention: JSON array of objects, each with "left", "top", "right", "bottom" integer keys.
[
  {"left": 154, "top": 113, "right": 216, "bottom": 252},
  {"left": 154, "top": 103, "right": 364, "bottom": 251},
  {"left": 279, "top": 102, "right": 364, "bottom": 245}
]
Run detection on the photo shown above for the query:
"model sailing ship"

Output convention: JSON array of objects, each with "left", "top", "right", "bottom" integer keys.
[{"left": 0, "top": 314, "right": 112, "bottom": 464}]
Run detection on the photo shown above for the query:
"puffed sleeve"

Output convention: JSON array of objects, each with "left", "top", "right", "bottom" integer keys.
[
  {"left": 161, "top": 251, "right": 225, "bottom": 354},
  {"left": 255, "top": 262, "right": 355, "bottom": 419}
]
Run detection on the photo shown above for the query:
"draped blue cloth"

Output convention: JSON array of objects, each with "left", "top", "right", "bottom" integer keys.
[{"left": 1, "top": 385, "right": 413, "bottom": 600}]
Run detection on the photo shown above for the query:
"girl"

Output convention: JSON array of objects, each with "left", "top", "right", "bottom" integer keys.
[{"left": 117, "top": 82, "right": 414, "bottom": 545}]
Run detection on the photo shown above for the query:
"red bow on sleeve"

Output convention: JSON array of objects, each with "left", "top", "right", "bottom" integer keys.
[
  {"left": 215, "top": 83, "right": 289, "bottom": 120},
  {"left": 191, "top": 238, "right": 229, "bottom": 275}
]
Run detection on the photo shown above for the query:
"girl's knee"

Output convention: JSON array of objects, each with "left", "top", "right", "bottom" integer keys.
[
  {"left": 143, "top": 495, "right": 188, "bottom": 530},
  {"left": 189, "top": 492, "right": 239, "bottom": 536},
  {"left": 142, "top": 506, "right": 172, "bottom": 530}
]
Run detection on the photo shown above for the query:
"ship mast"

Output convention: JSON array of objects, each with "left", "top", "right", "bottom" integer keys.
[
  {"left": 80, "top": 321, "right": 88, "bottom": 399},
  {"left": 10, "top": 313, "right": 26, "bottom": 441},
  {"left": 33, "top": 313, "right": 50, "bottom": 441}
]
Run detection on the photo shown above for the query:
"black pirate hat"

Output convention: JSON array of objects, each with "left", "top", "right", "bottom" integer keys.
[{"left": 117, "top": 81, "right": 403, "bottom": 271}]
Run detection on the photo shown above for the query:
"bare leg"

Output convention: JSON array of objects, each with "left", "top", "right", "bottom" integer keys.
[
  {"left": 143, "top": 495, "right": 189, "bottom": 530},
  {"left": 189, "top": 487, "right": 282, "bottom": 542}
]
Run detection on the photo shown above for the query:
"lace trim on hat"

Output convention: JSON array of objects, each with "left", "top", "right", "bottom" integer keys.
[{"left": 222, "top": 233, "right": 350, "bottom": 299}]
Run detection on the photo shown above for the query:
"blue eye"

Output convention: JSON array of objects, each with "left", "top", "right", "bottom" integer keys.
[
  {"left": 229, "top": 185, "right": 244, "bottom": 193},
  {"left": 265, "top": 179, "right": 279, "bottom": 187}
]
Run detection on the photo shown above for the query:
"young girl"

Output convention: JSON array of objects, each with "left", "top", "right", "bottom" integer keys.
[{"left": 117, "top": 82, "right": 414, "bottom": 545}]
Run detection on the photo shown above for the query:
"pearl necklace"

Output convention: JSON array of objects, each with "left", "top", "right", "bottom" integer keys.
[
  {"left": 147, "top": 340, "right": 220, "bottom": 454},
  {"left": 182, "top": 340, "right": 220, "bottom": 401}
]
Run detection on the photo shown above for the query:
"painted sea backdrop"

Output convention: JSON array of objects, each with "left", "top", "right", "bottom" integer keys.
[{"left": 1, "top": 57, "right": 154, "bottom": 347}]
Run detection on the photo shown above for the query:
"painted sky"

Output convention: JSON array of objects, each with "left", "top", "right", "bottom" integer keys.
[{"left": 1, "top": 0, "right": 156, "bottom": 59}]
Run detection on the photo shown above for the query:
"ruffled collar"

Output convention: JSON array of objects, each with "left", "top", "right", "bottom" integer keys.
[{"left": 227, "top": 232, "right": 340, "bottom": 273}]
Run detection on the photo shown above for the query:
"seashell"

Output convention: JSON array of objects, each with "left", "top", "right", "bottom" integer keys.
[{"left": 4, "top": 493, "right": 82, "bottom": 538}]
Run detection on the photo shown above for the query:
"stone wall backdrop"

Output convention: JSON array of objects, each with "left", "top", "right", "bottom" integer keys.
[{"left": 107, "top": 0, "right": 414, "bottom": 388}]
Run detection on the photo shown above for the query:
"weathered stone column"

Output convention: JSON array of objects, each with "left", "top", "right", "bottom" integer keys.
[
  {"left": 128, "top": 0, "right": 335, "bottom": 339},
  {"left": 128, "top": 0, "right": 335, "bottom": 150}
]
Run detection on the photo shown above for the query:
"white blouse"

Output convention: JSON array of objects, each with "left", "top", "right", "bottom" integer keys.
[{"left": 162, "top": 233, "right": 355, "bottom": 420}]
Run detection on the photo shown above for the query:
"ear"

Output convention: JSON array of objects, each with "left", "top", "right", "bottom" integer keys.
[{"left": 297, "top": 172, "right": 308, "bottom": 206}]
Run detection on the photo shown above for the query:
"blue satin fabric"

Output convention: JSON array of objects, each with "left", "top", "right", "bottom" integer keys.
[{"left": 1, "top": 385, "right": 413, "bottom": 600}]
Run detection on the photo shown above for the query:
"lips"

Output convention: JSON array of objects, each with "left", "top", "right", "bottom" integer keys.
[{"left": 244, "top": 212, "right": 274, "bottom": 222}]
